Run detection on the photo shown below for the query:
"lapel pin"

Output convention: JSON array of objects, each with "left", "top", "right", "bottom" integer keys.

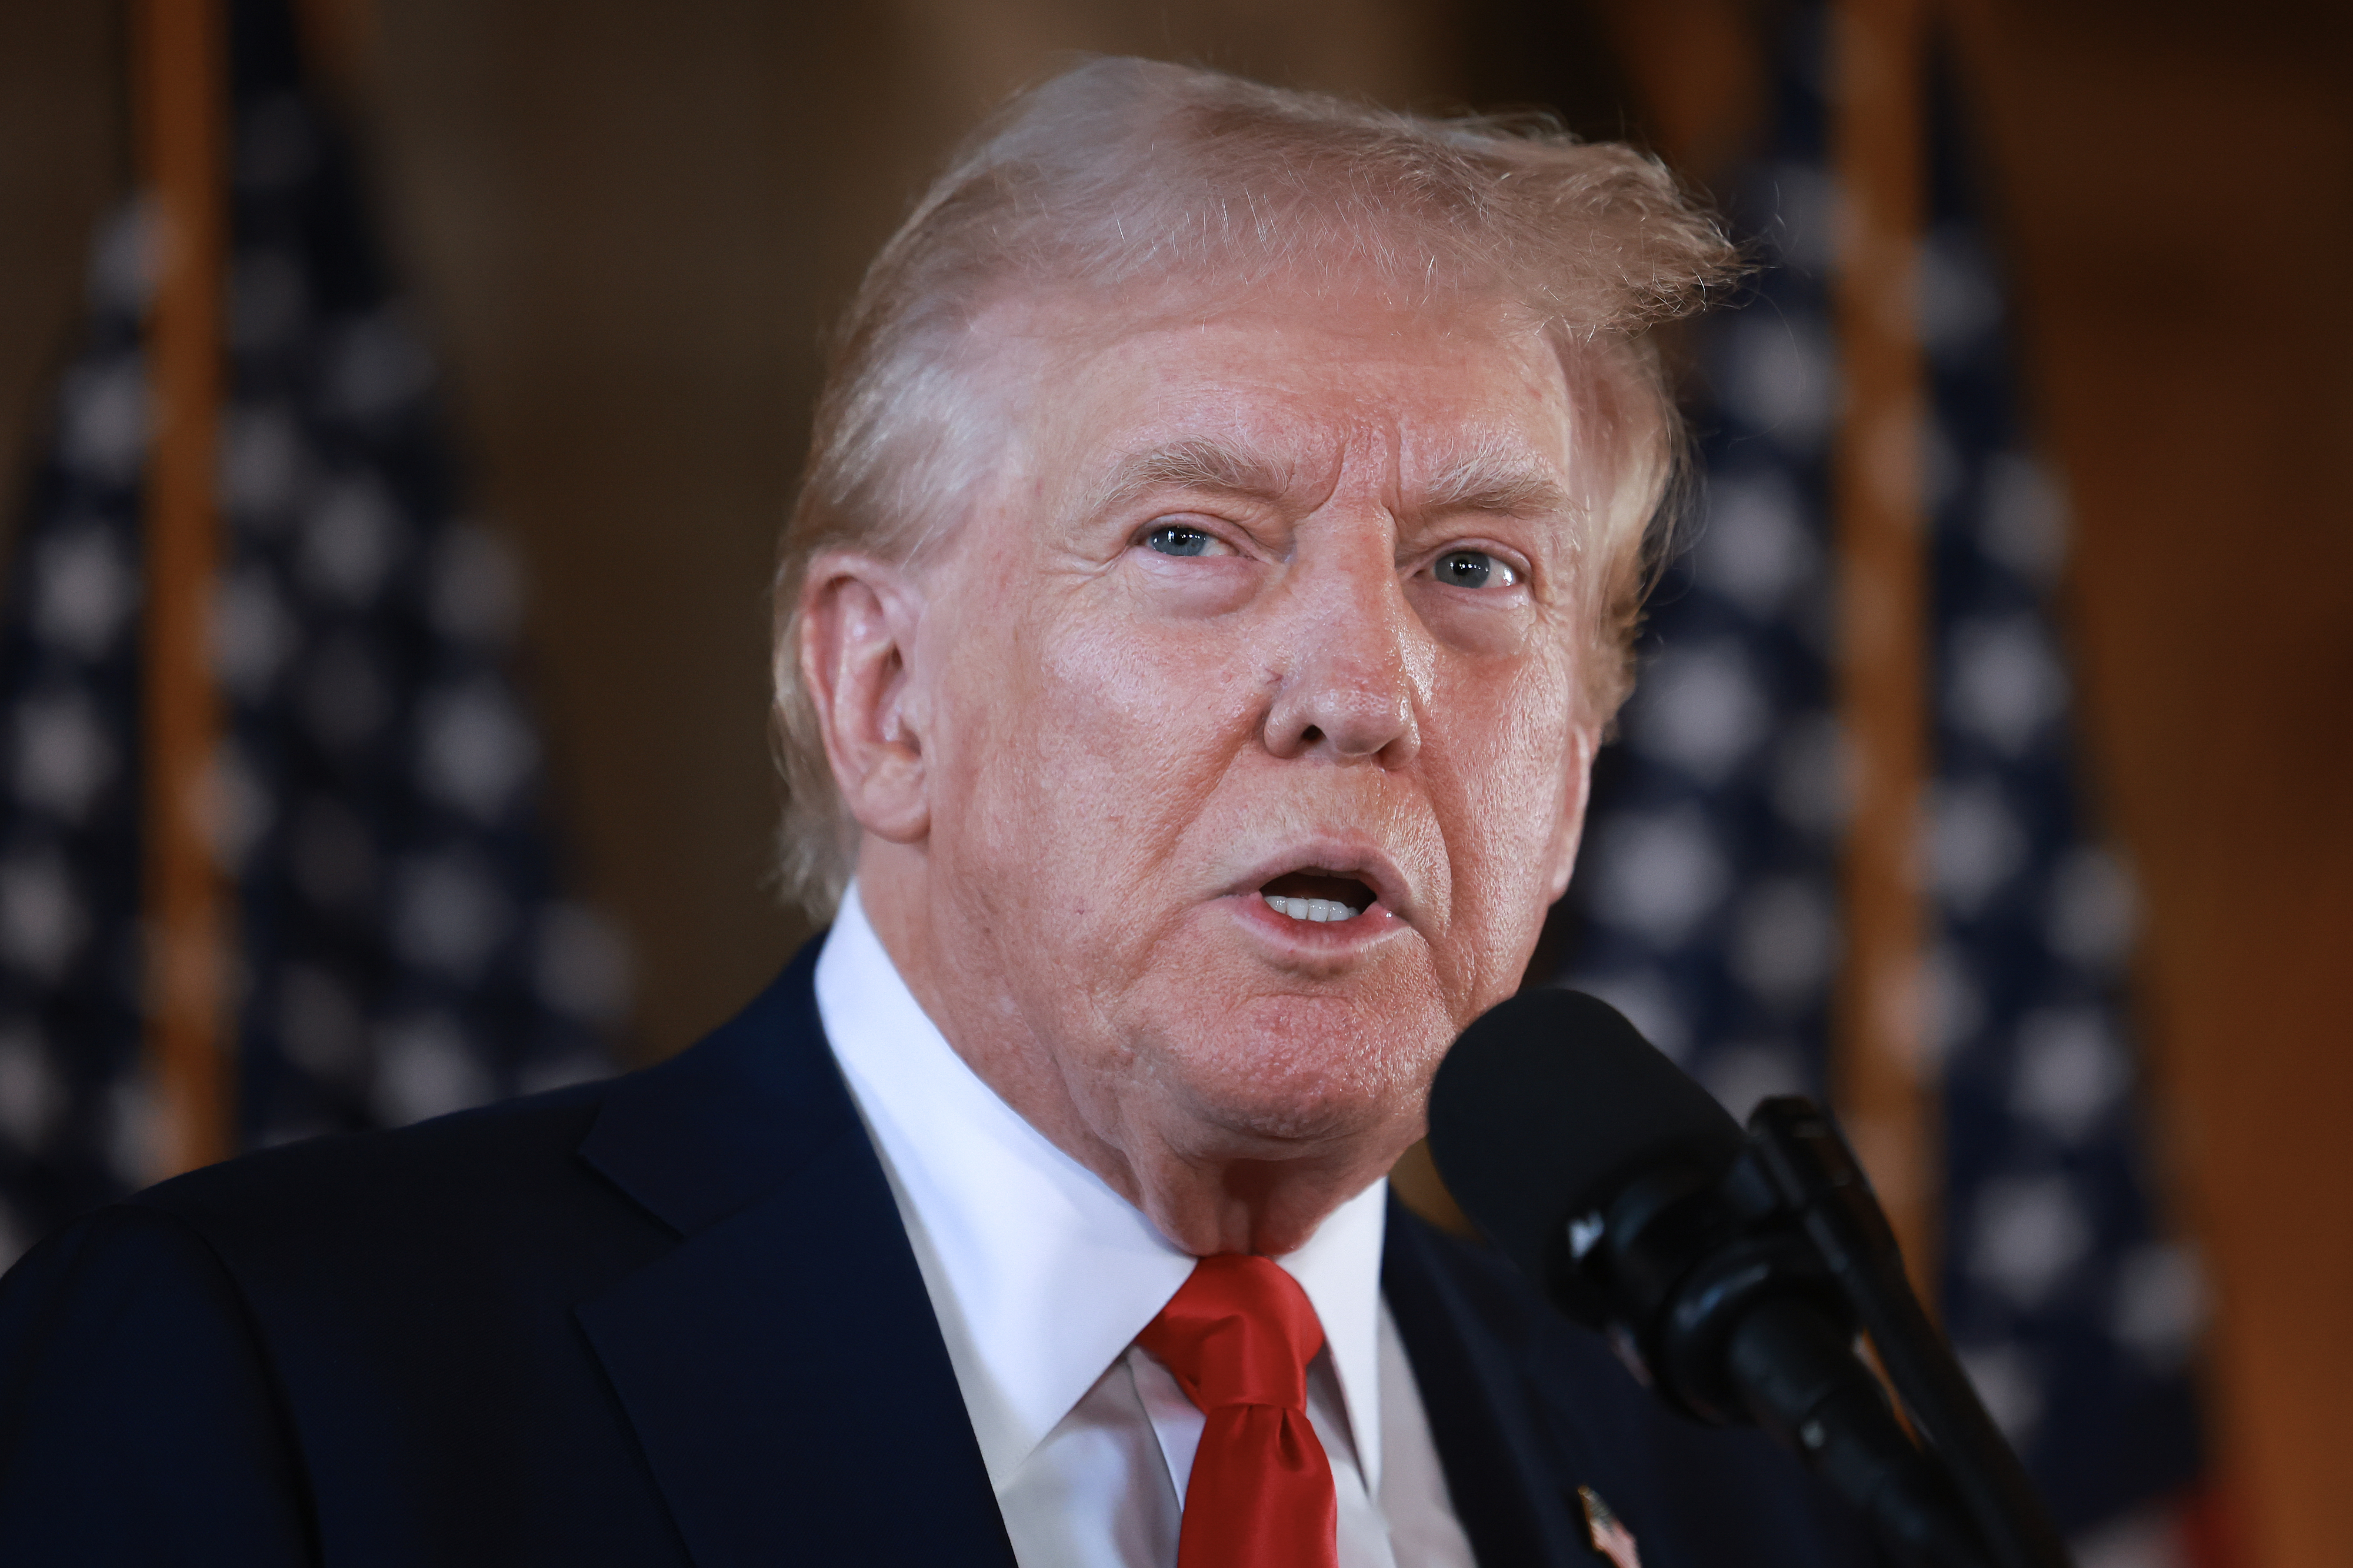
[{"left": 1579, "top": 1484, "right": 1642, "bottom": 1568}]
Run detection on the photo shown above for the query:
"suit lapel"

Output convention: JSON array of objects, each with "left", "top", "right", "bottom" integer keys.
[
  {"left": 1383, "top": 1193, "right": 1605, "bottom": 1566},
  {"left": 573, "top": 945, "right": 1015, "bottom": 1568}
]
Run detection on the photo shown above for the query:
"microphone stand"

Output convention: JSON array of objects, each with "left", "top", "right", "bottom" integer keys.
[{"left": 1743, "top": 1098, "right": 2074, "bottom": 1568}]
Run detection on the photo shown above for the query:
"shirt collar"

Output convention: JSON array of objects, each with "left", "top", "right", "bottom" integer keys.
[{"left": 815, "top": 884, "right": 1390, "bottom": 1493}]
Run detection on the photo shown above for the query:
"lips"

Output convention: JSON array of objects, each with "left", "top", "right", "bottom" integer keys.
[
  {"left": 1259, "top": 869, "right": 1377, "bottom": 923},
  {"left": 1229, "top": 842, "right": 1415, "bottom": 935}
]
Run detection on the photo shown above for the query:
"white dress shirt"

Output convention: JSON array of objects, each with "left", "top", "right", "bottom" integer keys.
[{"left": 816, "top": 885, "right": 1477, "bottom": 1568}]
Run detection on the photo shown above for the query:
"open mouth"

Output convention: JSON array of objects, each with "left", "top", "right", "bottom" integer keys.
[{"left": 1258, "top": 869, "right": 1378, "bottom": 925}]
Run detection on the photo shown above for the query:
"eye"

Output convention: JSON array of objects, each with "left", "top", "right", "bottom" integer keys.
[
  {"left": 1142, "top": 523, "right": 1230, "bottom": 558},
  {"left": 1431, "top": 549, "right": 1518, "bottom": 589}
]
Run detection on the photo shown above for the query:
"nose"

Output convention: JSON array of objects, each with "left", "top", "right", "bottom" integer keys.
[{"left": 1261, "top": 526, "right": 1423, "bottom": 768}]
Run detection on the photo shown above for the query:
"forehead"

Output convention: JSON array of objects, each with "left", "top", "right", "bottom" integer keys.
[{"left": 983, "top": 284, "right": 1581, "bottom": 506}]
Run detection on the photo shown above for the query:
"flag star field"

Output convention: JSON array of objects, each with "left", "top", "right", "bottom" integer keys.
[
  {"left": 0, "top": 0, "right": 618, "bottom": 1267},
  {"left": 1555, "top": 11, "right": 2204, "bottom": 1539}
]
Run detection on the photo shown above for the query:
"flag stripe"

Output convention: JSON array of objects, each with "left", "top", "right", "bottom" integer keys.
[
  {"left": 1828, "top": 0, "right": 1940, "bottom": 1305},
  {"left": 135, "top": 0, "right": 236, "bottom": 1178}
]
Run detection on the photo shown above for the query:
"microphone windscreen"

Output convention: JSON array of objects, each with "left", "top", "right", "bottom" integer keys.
[{"left": 1426, "top": 989, "right": 1745, "bottom": 1312}]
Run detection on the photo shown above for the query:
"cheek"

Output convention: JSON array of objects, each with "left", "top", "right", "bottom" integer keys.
[
  {"left": 928, "top": 578, "right": 1261, "bottom": 908},
  {"left": 1427, "top": 653, "right": 1582, "bottom": 946}
]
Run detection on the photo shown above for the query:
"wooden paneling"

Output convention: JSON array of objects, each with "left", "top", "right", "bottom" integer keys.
[{"left": 0, "top": 1, "right": 126, "bottom": 551}]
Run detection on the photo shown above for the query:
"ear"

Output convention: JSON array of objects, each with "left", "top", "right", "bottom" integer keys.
[
  {"left": 799, "top": 552, "right": 931, "bottom": 845},
  {"left": 1542, "top": 720, "right": 1601, "bottom": 902}
]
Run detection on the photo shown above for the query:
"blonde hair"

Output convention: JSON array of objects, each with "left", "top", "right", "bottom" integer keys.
[{"left": 771, "top": 56, "right": 1739, "bottom": 919}]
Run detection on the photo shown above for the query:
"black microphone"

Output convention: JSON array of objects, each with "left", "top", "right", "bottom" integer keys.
[{"left": 1426, "top": 989, "right": 1995, "bottom": 1568}]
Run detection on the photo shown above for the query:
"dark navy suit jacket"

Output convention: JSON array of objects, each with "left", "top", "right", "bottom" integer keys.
[{"left": 0, "top": 942, "right": 1879, "bottom": 1566}]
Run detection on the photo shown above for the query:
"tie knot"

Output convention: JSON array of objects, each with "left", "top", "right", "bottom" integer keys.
[{"left": 1138, "top": 1254, "right": 1325, "bottom": 1413}]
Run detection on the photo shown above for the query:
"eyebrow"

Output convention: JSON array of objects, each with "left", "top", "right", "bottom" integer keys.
[
  {"left": 1087, "top": 436, "right": 1574, "bottom": 522},
  {"left": 1418, "top": 447, "right": 1577, "bottom": 519},
  {"left": 1088, "top": 439, "right": 1299, "bottom": 515}
]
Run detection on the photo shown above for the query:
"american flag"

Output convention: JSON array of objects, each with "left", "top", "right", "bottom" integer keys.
[
  {"left": 0, "top": 0, "right": 621, "bottom": 1267},
  {"left": 1556, "top": 8, "right": 2208, "bottom": 1554}
]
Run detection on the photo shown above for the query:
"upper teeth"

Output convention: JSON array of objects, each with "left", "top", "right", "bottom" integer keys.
[{"left": 1265, "top": 894, "right": 1362, "bottom": 923}]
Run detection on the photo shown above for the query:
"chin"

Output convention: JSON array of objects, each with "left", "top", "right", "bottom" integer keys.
[{"left": 1144, "top": 989, "right": 1448, "bottom": 1152}]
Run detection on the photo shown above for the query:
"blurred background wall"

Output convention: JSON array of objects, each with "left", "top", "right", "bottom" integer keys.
[{"left": 0, "top": 0, "right": 2345, "bottom": 1562}]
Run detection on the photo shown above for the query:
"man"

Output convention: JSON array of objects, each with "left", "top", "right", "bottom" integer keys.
[{"left": 0, "top": 59, "right": 1877, "bottom": 1567}]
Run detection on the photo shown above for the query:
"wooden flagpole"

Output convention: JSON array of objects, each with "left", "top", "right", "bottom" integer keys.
[
  {"left": 1829, "top": 0, "right": 1938, "bottom": 1303},
  {"left": 137, "top": 0, "right": 236, "bottom": 1179}
]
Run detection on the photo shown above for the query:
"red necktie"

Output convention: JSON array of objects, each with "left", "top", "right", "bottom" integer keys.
[{"left": 1137, "top": 1254, "right": 1341, "bottom": 1568}]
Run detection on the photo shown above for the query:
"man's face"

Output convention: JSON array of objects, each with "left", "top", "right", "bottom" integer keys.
[{"left": 876, "top": 282, "right": 1604, "bottom": 1220}]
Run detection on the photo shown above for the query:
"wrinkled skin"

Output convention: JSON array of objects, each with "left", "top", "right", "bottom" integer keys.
[{"left": 801, "top": 283, "right": 1607, "bottom": 1256}]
